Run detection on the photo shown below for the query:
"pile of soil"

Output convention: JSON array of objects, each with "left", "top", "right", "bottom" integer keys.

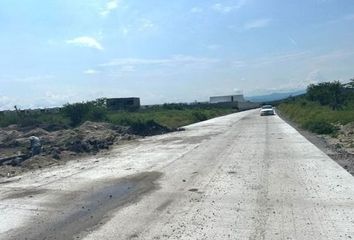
[
  {"left": 0, "top": 122, "right": 132, "bottom": 177},
  {"left": 0, "top": 120, "right": 174, "bottom": 177},
  {"left": 129, "top": 120, "right": 172, "bottom": 136}
]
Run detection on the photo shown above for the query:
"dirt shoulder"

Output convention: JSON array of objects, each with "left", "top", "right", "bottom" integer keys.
[{"left": 277, "top": 111, "right": 354, "bottom": 176}]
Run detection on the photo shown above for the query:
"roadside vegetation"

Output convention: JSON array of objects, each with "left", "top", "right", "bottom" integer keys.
[
  {"left": 0, "top": 101, "right": 235, "bottom": 131},
  {"left": 107, "top": 105, "right": 234, "bottom": 130},
  {"left": 278, "top": 79, "right": 354, "bottom": 135}
]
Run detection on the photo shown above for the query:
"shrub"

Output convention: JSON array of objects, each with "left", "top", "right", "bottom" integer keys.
[
  {"left": 61, "top": 101, "right": 109, "bottom": 126},
  {"left": 62, "top": 103, "right": 91, "bottom": 126},
  {"left": 162, "top": 103, "right": 185, "bottom": 110},
  {"left": 18, "top": 115, "right": 42, "bottom": 127},
  {"left": 307, "top": 81, "right": 344, "bottom": 110},
  {"left": 89, "top": 107, "right": 108, "bottom": 121},
  {"left": 303, "top": 121, "right": 339, "bottom": 135},
  {"left": 0, "top": 112, "right": 18, "bottom": 127},
  {"left": 192, "top": 112, "right": 208, "bottom": 121}
]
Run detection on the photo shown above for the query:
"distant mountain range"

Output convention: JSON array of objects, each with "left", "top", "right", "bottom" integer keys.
[{"left": 245, "top": 90, "right": 306, "bottom": 103}]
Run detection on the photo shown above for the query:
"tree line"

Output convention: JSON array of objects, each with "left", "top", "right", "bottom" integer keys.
[{"left": 306, "top": 78, "right": 354, "bottom": 110}]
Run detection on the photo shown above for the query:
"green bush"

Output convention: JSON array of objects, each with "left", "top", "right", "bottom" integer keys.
[
  {"left": 62, "top": 103, "right": 91, "bottom": 126},
  {"left": 17, "top": 115, "right": 42, "bottom": 127},
  {"left": 62, "top": 102, "right": 108, "bottom": 126},
  {"left": 303, "top": 121, "right": 339, "bottom": 135},
  {"left": 0, "top": 100, "right": 234, "bottom": 130},
  {"left": 278, "top": 93, "right": 353, "bottom": 135},
  {"left": 88, "top": 107, "right": 108, "bottom": 121},
  {"left": 307, "top": 81, "right": 342, "bottom": 108},
  {"left": 192, "top": 112, "right": 208, "bottom": 121},
  {"left": 0, "top": 111, "right": 42, "bottom": 127},
  {"left": 107, "top": 107, "right": 234, "bottom": 129},
  {"left": 0, "top": 112, "right": 18, "bottom": 127}
]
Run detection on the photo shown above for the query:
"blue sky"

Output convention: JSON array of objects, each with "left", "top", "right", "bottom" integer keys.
[{"left": 1, "top": 0, "right": 354, "bottom": 109}]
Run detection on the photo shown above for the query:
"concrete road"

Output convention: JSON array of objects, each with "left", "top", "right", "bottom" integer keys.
[{"left": 0, "top": 109, "right": 353, "bottom": 240}]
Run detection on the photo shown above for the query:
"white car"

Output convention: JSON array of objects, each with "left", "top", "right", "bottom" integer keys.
[{"left": 260, "top": 105, "right": 275, "bottom": 116}]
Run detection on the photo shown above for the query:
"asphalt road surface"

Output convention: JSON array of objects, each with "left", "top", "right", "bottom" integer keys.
[{"left": 0, "top": 109, "right": 353, "bottom": 240}]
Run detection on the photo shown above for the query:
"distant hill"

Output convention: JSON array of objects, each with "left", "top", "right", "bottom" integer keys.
[{"left": 245, "top": 90, "right": 306, "bottom": 103}]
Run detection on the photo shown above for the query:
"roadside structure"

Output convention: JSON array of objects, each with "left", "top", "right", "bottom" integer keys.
[
  {"left": 209, "top": 94, "right": 259, "bottom": 110},
  {"left": 210, "top": 95, "right": 245, "bottom": 104}
]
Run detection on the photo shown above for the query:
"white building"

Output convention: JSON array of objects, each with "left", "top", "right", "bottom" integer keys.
[
  {"left": 209, "top": 95, "right": 245, "bottom": 104},
  {"left": 209, "top": 94, "right": 259, "bottom": 110}
]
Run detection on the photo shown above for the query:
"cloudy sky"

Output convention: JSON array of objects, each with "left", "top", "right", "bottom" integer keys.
[{"left": 1, "top": 0, "right": 354, "bottom": 109}]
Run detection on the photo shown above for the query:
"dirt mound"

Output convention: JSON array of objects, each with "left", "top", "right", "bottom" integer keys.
[
  {"left": 42, "top": 122, "right": 133, "bottom": 156},
  {"left": 338, "top": 123, "right": 354, "bottom": 154},
  {"left": 39, "top": 123, "right": 68, "bottom": 132},
  {"left": 0, "top": 121, "right": 134, "bottom": 172},
  {"left": 0, "top": 120, "right": 175, "bottom": 177},
  {"left": 129, "top": 120, "right": 171, "bottom": 136},
  {"left": 325, "top": 123, "right": 354, "bottom": 155},
  {"left": 0, "top": 130, "right": 22, "bottom": 147},
  {"left": 23, "top": 128, "right": 50, "bottom": 137}
]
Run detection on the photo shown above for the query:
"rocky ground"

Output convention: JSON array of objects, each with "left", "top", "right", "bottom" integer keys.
[
  {"left": 0, "top": 121, "right": 172, "bottom": 177},
  {"left": 324, "top": 122, "right": 354, "bottom": 154},
  {"left": 322, "top": 123, "right": 354, "bottom": 175}
]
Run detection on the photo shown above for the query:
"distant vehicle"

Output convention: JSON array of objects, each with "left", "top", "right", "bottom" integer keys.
[{"left": 260, "top": 105, "right": 275, "bottom": 116}]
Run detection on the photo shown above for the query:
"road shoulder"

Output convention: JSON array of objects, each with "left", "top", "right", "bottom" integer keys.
[{"left": 277, "top": 110, "right": 354, "bottom": 176}]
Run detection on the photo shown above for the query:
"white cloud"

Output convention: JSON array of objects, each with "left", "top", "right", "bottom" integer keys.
[
  {"left": 255, "top": 51, "right": 310, "bottom": 65},
  {"left": 101, "top": 58, "right": 167, "bottom": 66},
  {"left": 231, "top": 51, "right": 310, "bottom": 68},
  {"left": 260, "top": 69, "right": 329, "bottom": 92},
  {"left": 232, "top": 60, "right": 247, "bottom": 68},
  {"left": 138, "top": 19, "right": 156, "bottom": 31},
  {"left": 66, "top": 36, "right": 104, "bottom": 50},
  {"left": 247, "top": 49, "right": 354, "bottom": 68},
  {"left": 119, "top": 19, "right": 156, "bottom": 36},
  {"left": 100, "top": 0, "right": 120, "bottom": 16},
  {"left": 244, "top": 18, "right": 271, "bottom": 30},
  {"left": 211, "top": 1, "right": 246, "bottom": 13},
  {"left": 233, "top": 88, "right": 243, "bottom": 94},
  {"left": 212, "top": 3, "right": 234, "bottom": 13},
  {"left": 83, "top": 69, "right": 100, "bottom": 75},
  {"left": 0, "top": 96, "right": 14, "bottom": 111},
  {"left": 100, "top": 55, "right": 220, "bottom": 67},
  {"left": 305, "top": 69, "right": 326, "bottom": 85},
  {"left": 120, "top": 65, "right": 135, "bottom": 72},
  {"left": 0, "top": 74, "right": 55, "bottom": 84},
  {"left": 312, "top": 49, "right": 354, "bottom": 63}
]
